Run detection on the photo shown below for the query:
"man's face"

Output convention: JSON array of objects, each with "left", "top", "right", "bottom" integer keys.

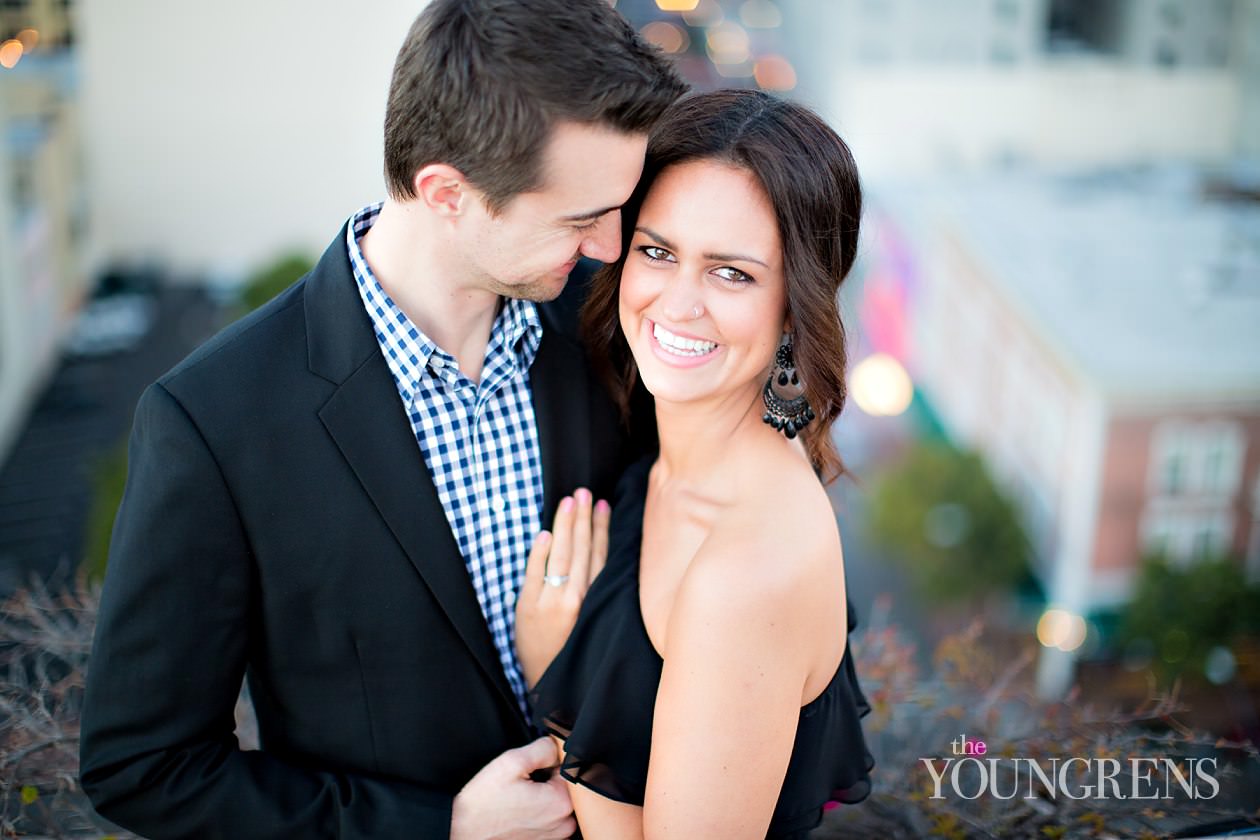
[{"left": 458, "top": 121, "right": 648, "bottom": 301}]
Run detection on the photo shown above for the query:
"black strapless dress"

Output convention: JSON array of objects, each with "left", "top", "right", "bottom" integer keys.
[{"left": 530, "top": 459, "right": 874, "bottom": 839}]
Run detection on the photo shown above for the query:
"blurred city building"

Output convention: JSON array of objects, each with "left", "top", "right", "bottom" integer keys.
[
  {"left": 814, "top": 0, "right": 1260, "bottom": 695},
  {"left": 0, "top": 0, "right": 87, "bottom": 460},
  {"left": 874, "top": 166, "right": 1260, "bottom": 607},
  {"left": 786, "top": 0, "right": 1260, "bottom": 177}
]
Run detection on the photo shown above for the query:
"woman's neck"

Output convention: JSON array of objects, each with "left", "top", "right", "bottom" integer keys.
[{"left": 652, "top": 384, "right": 766, "bottom": 489}]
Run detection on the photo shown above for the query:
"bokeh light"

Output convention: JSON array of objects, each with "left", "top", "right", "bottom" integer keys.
[
  {"left": 1162, "top": 627, "right": 1190, "bottom": 663},
  {"left": 1204, "top": 646, "right": 1237, "bottom": 685},
  {"left": 683, "top": 0, "right": 725, "bottom": 27},
  {"left": 17, "top": 29, "right": 40, "bottom": 51},
  {"left": 0, "top": 40, "right": 24, "bottom": 70},
  {"left": 1037, "top": 609, "right": 1069, "bottom": 648},
  {"left": 924, "top": 502, "right": 969, "bottom": 548},
  {"left": 655, "top": 0, "right": 700, "bottom": 11},
  {"left": 640, "top": 21, "right": 690, "bottom": 55},
  {"left": 714, "top": 60, "right": 753, "bottom": 78},
  {"left": 1037, "top": 608, "right": 1088, "bottom": 652},
  {"left": 754, "top": 54, "right": 796, "bottom": 90},
  {"left": 849, "top": 352, "right": 914, "bottom": 416},
  {"left": 706, "top": 21, "right": 750, "bottom": 66},
  {"left": 739, "top": 0, "right": 782, "bottom": 28},
  {"left": 1059, "top": 613, "right": 1087, "bottom": 652}
]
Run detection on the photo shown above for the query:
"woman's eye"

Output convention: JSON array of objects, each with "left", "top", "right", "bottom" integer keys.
[
  {"left": 573, "top": 219, "right": 599, "bottom": 232},
  {"left": 714, "top": 266, "right": 754, "bottom": 285},
  {"left": 637, "top": 245, "right": 674, "bottom": 262}
]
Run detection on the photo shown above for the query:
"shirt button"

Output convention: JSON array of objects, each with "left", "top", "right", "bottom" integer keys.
[
  {"left": 491, "top": 495, "right": 506, "bottom": 513},
  {"left": 504, "top": 589, "right": 517, "bottom": 607}
]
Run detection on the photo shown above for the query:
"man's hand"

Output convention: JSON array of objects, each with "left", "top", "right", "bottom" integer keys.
[
  {"left": 516, "top": 489, "right": 610, "bottom": 687},
  {"left": 450, "top": 737, "right": 575, "bottom": 840}
]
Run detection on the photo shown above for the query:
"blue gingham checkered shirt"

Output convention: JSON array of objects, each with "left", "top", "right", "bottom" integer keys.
[{"left": 347, "top": 203, "right": 544, "bottom": 717}]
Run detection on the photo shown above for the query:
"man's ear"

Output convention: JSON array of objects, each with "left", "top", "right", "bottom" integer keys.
[{"left": 413, "top": 164, "right": 468, "bottom": 217}]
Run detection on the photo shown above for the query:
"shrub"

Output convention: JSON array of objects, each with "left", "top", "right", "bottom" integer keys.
[
  {"left": 867, "top": 442, "right": 1034, "bottom": 604},
  {"left": 238, "top": 252, "right": 314, "bottom": 314},
  {"left": 1118, "top": 555, "right": 1260, "bottom": 685}
]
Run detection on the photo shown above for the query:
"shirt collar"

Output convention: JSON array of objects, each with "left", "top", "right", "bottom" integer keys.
[{"left": 345, "top": 203, "right": 543, "bottom": 399}]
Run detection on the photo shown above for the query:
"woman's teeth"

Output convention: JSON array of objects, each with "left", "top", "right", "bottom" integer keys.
[{"left": 653, "top": 322, "right": 717, "bottom": 357}]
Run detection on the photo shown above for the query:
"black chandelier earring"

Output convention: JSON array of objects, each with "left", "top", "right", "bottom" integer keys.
[{"left": 762, "top": 337, "right": 815, "bottom": 440}]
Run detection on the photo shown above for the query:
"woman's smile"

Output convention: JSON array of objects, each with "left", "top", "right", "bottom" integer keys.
[{"left": 647, "top": 319, "right": 722, "bottom": 366}]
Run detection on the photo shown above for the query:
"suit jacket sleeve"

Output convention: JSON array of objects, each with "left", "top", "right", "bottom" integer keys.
[{"left": 80, "top": 382, "right": 454, "bottom": 839}]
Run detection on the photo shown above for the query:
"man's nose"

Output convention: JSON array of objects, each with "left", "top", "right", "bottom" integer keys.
[{"left": 579, "top": 211, "right": 621, "bottom": 264}]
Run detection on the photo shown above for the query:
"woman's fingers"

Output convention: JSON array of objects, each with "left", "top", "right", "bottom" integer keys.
[
  {"left": 590, "top": 499, "right": 610, "bottom": 583},
  {"left": 567, "top": 489, "right": 593, "bottom": 595},
  {"left": 521, "top": 530, "right": 552, "bottom": 601},
  {"left": 543, "top": 496, "right": 575, "bottom": 584},
  {"left": 526, "top": 490, "right": 609, "bottom": 603}
]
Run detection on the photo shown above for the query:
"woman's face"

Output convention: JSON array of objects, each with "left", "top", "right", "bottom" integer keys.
[{"left": 619, "top": 159, "right": 788, "bottom": 410}]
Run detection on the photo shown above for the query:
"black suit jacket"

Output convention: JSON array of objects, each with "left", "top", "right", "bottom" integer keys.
[{"left": 80, "top": 226, "right": 645, "bottom": 839}]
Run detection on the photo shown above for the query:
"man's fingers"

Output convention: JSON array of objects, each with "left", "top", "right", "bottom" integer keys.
[
  {"left": 545, "top": 816, "right": 578, "bottom": 840},
  {"left": 590, "top": 499, "right": 610, "bottom": 584},
  {"left": 509, "top": 736, "right": 563, "bottom": 776},
  {"left": 568, "top": 489, "right": 592, "bottom": 594},
  {"left": 544, "top": 496, "right": 575, "bottom": 580}
]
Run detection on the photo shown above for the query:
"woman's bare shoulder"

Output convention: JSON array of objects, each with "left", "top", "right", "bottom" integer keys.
[{"left": 675, "top": 453, "right": 843, "bottom": 634}]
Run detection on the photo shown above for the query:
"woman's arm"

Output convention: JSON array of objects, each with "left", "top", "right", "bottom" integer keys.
[
  {"left": 641, "top": 533, "right": 822, "bottom": 839},
  {"left": 570, "top": 782, "right": 645, "bottom": 840}
]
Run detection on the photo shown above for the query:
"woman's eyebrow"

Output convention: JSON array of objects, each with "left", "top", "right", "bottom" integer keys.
[{"left": 636, "top": 225, "right": 768, "bottom": 268}]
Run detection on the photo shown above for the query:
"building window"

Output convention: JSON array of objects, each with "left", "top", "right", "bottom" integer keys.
[
  {"left": 1142, "top": 512, "right": 1233, "bottom": 565},
  {"left": 1198, "top": 514, "right": 1232, "bottom": 561},
  {"left": 1200, "top": 422, "right": 1244, "bottom": 497},
  {"left": 1151, "top": 422, "right": 1191, "bottom": 495},
  {"left": 1046, "top": 0, "right": 1123, "bottom": 56},
  {"left": 1149, "top": 419, "right": 1245, "bottom": 498}
]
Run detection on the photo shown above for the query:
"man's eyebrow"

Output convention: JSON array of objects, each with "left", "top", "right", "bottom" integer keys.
[
  {"left": 635, "top": 225, "right": 769, "bottom": 268},
  {"left": 560, "top": 205, "right": 620, "bottom": 223}
]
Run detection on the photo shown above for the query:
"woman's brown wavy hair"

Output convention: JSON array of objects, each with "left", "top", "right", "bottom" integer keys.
[{"left": 580, "top": 89, "right": 862, "bottom": 483}]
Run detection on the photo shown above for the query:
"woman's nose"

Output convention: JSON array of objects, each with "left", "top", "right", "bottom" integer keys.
[{"left": 660, "top": 278, "right": 705, "bottom": 323}]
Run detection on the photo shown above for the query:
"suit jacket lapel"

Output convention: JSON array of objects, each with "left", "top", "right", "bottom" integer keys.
[
  {"left": 304, "top": 226, "right": 525, "bottom": 729},
  {"left": 530, "top": 320, "right": 592, "bottom": 523}
]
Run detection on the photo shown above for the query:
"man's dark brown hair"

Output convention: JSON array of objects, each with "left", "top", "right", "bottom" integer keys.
[{"left": 384, "top": 0, "right": 687, "bottom": 213}]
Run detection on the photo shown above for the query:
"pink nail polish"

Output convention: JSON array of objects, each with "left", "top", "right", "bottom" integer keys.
[
  {"left": 576, "top": 488, "right": 591, "bottom": 503},
  {"left": 560, "top": 497, "right": 574, "bottom": 512},
  {"left": 596, "top": 500, "right": 610, "bottom": 513}
]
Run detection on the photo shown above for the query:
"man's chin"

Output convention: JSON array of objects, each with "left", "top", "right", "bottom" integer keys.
[{"left": 490, "top": 275, "right": 568, "bottom": 303}]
